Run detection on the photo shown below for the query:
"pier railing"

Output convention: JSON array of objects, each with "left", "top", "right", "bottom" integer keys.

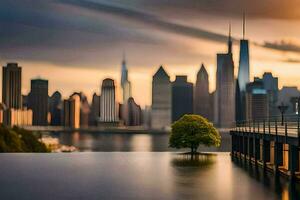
[{"left": 233, "top": 114, "right": 300, "bottom": 138}]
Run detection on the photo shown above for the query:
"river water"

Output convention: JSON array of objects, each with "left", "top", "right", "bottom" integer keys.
[{"left": 0, "top": 132, "right": 299, "bottom": 200}]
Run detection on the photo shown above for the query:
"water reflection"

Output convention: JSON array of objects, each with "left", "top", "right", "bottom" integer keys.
[
  {"left": 232, "top": 157, "right": 300, "bottom": 200},
  {"left": 171, "top": 153, "right": 216, "bottom": 167},
  {"left": 49, "top": 131, "right": 231, "bottom": 152}
]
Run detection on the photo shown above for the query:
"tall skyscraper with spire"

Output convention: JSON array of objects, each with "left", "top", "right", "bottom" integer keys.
[
  {"left": 215, "top": 24, "right": 235, "bottom": 128},
  {"left": 236, "top": 13, "right": 250, "bottom": 122},
  {"left": 121, "top": 52, "right": 132, "bottom": 104},
  {"left": 120, "top": 52, "right": 133, "bottom": 125},
  {"left": 194, "top": 64, "right": 211, "bottom": 120}
]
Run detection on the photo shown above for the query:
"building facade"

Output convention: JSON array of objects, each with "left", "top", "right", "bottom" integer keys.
[
  {"left": 63, "top": 93, "right": 81, "bottom": 129},
  {"left": 127, "top": 97, "right": 142, "bottom": 126},
  {"left": 172, "top": 76, "right": 193, "bottom": 122},
  {"left": 28, "top": 79, "right": 49, "bottom": 126},
  {"left": 194, "top": 64, "right": 211, "bottom": 120},
  {"left": 49, "top": 91, "right": 63, "bottom": 126},
  {"left": 151, "top": 66, "right": 172, "bottom": 130},
  {"left": 89, "top": 93, "right": 100, "bottom": 126},
  {"left": 2, "top": 63, "right": 22, "bottom": 109},
  {"left": 262, "top": 72, "right": 279, "bottom": 116},
  {"left": 245, "top": 80, "right": 269, "bottom": 120},
  {"left": 215, "top": 26, "right": 235, "bottom": 128},
  {"left": 100, "top": 79, "right": 118, "bottom": 122}
]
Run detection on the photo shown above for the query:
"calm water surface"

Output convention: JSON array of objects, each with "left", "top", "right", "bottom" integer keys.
[
  {"left": 49, "top": 131, "right": 231, "bottom": 152},
  {"left": 0, "top": 153, "right": 299, "bottom": 200}
]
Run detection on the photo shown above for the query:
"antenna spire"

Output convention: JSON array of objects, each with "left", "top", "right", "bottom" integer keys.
[
  {"left": 228, "top": 22, "right": 232, "bottom": 54},
  {"left": 243, "top": 12, "right": 246, "bottom": 39}
]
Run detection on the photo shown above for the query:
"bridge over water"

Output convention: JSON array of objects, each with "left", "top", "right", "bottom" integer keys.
[{"left": 231, "top": 115, "right": 300, "bottom": 180}]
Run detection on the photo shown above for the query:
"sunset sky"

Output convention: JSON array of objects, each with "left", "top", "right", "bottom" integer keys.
[{"left": 2, "top": 0, "right": 300, "bottom": 107}]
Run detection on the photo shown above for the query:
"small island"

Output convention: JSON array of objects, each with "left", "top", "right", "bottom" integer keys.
[
  {"left": 169, "top": 114, "right": 221, "bottom": 155},
  {"left": 0, "top": 125, "right": 49, "bottom": 153}
]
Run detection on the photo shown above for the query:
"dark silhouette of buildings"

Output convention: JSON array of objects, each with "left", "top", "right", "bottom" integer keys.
[
  {"left": 28, "top": 79, "right": 49, "bottom": 126},
  {"left": 262, "top": 72, "right": 279, "bottom": 116},
  {"left": 89, "top": 93, "right": 100, "bottom": 126},
  {"left": 49, "top": 91, "right": 62, "bottom": 126},
  {"left": 151, "top": 66, "right": 172, "bottom": 129},
  {"left": 194, "top": 64, "right": 211, "bottom": 120},
  {"left": 172, "top": 76, "right": 193, "bottom": 122},
  {"left": 2, "top": 63, "right": 22, "bottom": 109},
  {"left": 215, "top": 25, "right": 235, "bottom": 127},
  {"left": 127, "top": 97, "right": 142, "bottom": 126}
]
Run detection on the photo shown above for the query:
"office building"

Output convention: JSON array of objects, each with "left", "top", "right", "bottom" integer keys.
[
  {"left": 49, "top": 91, "right": 62, "bottom": 126},
  {"left": 215, "top": 25, "right": 235, "bottom": 127},
  {"left": 236, "top": 15, "right": 250, "bottom": 121},
  {"left": 127, "top": 97, "right": 142, "bottom": 126},
  {"left": 245, "top": 79, "right": 269, "bottom": 120},
  {"left": 100, "top": 78, "right": 118, "bottom": 122},
  {"left": 63, "top": 93, "right": 81, "bottom": 129},
  {"left": 262, "top": 72, "right": 279, "bottom": 116},
  {"left": 151, "top": 66, "right": 172, "bottom": 129},
  {"left": 2, "top": 63, "right": 22, "bottom": 109},
  {"left": 194, "top": 64, "right": 211, "bottom": 120},
  {"left": 172, "top": 76, "right": 193, "bottom": 122},
  {"left": 28, "top": 79, "right": 49, "bottom": 126},
  {"left": 89, "top": 93, "right": 100, "bottom": 126}
]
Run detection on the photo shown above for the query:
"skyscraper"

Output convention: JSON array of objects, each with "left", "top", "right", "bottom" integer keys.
[
  {"left": 194, "top": 64, "right": 210, "bottom": 120},
  {"left": 127, "top": 97, "right": 142, "bottom": 126},
  {"left": 100, "top": 78, "right": 118, "bottom": 122},
  {"left": 89, "top": 93, "right": 100, "bottom": 126},
  {"left": 121, "top": 53, "right": 132, "bottom": 103},
  {"left": 73, "top": 92, "right": 90, "bottom": 128},
  {"left": 151, "top": 66, "right": 172, "bottom": 130},
  {"left": 215, "top": 24, "right": 235, "bottom": 128},
  {"left": 245, "top": 79, "right": 269, "bottom": 120},
  {"left": 172, "top": 76, "right": 193, "bottom": 122},
  {"left": 2, "top": 63, "right": 22, "bottom": 109},
  {"left": 262, "top": 72, "right": 278, "bottom": 116},
  {"left": 28, "top": 78, "right": 49, "bottom": 126},
  {"left": 120, "top": 53, "right": 132, "bottom": 125},
  {"left": 49, "top": 91, "right": 62, "bottom": 126},
  {"left": 236, "top": 14, "right": 250, "bottom": 121},
  {"left": 63, "top": 93, "right": 81, "bottom": 129}
]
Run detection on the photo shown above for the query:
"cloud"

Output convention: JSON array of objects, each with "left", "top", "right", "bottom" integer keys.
[
  {"left": 135, "top": 0, "right": 300, "bottom": 20},
  {"left": 1, "top": 0, "right": 300, "bottom": 68},
  {"left": 262, "top": 40, "right": 300, "bottom": 53},
  {"left": 282, "top": 58, "right": 300, "bottom": 63},
  {"left": 58, "top": 0, "right": 236, "bottom": 44}
]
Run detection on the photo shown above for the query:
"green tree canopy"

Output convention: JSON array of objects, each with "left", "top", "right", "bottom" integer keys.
[
  {"left": 169, "top": 115, "right": 221, "bottom": 154},
  {"left": 0, "top": 125, "right": 49, "bottom": 153}
]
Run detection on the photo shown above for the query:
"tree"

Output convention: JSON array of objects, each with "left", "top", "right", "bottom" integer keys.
[
  {"left": 0, "top": 125, "right": 49, "bottom": 153},
  {"left": 169, "top": 114, "right": 221, "bottom": 154}
]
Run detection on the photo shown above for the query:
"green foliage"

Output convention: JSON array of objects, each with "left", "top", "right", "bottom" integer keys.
[
  {"left": 0, "top": 125, "right": 49, "bottom": 153},
  {"left": 169, "top": 115, "right": 221, "bottom": 153}
]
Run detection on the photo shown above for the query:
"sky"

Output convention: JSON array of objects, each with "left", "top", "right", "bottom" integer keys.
[{"left": 2, "top": 0, "right": 300, "bottom": 107}]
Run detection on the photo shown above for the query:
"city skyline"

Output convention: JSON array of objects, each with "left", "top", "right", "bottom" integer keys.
[{"left": 2, "top": 1, "right": 300, "bottom": 107}]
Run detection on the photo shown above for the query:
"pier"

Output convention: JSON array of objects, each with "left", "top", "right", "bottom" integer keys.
[{"left": 230, "top": 115, "right": 300, "bottom": 180}]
